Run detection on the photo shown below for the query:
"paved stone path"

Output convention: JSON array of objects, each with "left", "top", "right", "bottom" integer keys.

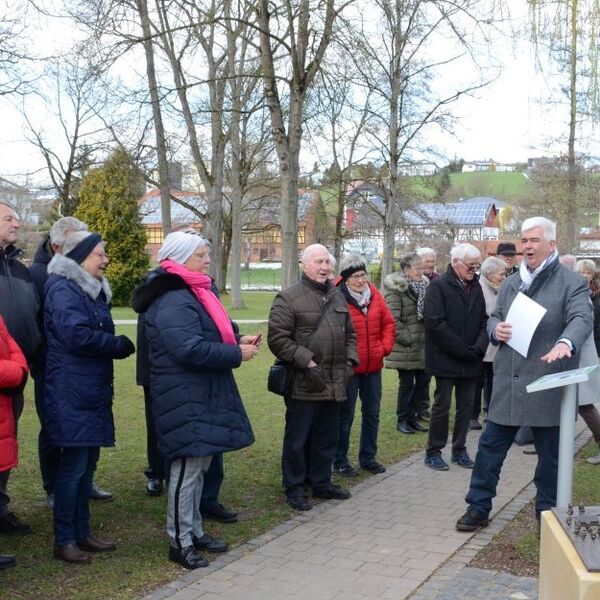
[{"left": 144, "top": 425, "right": 591, "bottom": 600}]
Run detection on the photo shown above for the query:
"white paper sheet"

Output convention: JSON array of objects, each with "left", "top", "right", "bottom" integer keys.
[{"left": 504, "top": 292, "right": 547, "bottom": 358}]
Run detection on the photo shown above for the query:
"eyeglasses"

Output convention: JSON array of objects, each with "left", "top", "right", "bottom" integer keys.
[
  {"left": 459, "top": 259, "right": 481, "bottom": 272},
  {"left": 348, "top": 273, "right": 368, "bottom": 281}
]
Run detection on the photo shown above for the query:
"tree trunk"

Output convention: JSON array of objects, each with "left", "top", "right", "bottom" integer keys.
[
  {"left": 137, "top": 0, "right": 171, "bottom": 235},
  {"left": 566, "top": 0, "right": 578, "bottom": 253}
]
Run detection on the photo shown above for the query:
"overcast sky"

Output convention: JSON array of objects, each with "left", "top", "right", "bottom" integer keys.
[{"left": 1, "top": 1, "right": 596, "bottom": 185}]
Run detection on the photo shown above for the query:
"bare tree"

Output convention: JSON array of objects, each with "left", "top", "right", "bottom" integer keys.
[
  {"left": 354, "top": 0, "right": 499, "bottom": 281},
  {"left": 23, "top": 57, "right": 109, "bottom": 215},
  {"left": 529, "top": 0, "right": 600, "bottom": 252},
  {"left": 257, "top": 0, "right": 347, "bottom": 288}
]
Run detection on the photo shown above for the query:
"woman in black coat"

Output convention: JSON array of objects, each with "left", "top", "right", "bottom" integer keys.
[{"left": 136, "top": 232, "right": 258, "bottom": 569}]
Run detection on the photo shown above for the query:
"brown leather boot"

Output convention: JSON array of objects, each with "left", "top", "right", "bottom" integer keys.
[
  {"left": 54, "top": 543, "right": 92, "bottom": 564},
  {"left": 76, "top": 535, "right": 117, "bottom": 552}
]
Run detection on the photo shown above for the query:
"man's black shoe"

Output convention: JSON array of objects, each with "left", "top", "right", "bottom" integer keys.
[
  {"left": 201, "top": 503, "right": 238, "bottom": 523},
  {"left": 0, "top": 554, "right": 16, "bottom": 570},
  {"left": 362, "top": 462, "right": 386, "bottom": 474},
  {"left": 0, "top": 512, "right": 31, "bottom": 535},
  {"left": 90, "top": 484, "right": 113, "bottom": 502},
  {"left": 287, "top": 496, "right": 312, "bottom": 511},
  {"left": 409, "top": 420, "right": 428, "bottom": 433},
  {"left": 397, "top": 421, "right": 415, "bottom": 434},
  {"left": 168, "top": 545, "right": 208, "bottom": 569},
  {"left": 312, "top": 484, "right": 351, "bottom": 500},
  {"left": 192, "top": 533, "right": 228, "bottom": 553},
  {"left": 145, "top": 479, "right": 164, "bottom": 497},
  {"left": 419, "top": 410, "right": 431, "bottom": 422},
  {"left": 456, "top": 508, "right": 490, "bottom": 532},
  {"left": 334, "top": 463, "right": 359, "bottom": 477}
]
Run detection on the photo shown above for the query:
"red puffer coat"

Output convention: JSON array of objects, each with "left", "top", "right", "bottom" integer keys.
[
  {"left": 336, "top": 280, "right": 395, "bottom": 374},
  {"left": 0, "top": 315, "right": 28, "bottom": 472}
]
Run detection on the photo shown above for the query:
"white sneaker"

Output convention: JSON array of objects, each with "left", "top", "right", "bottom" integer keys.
[{"left": 586, "top": 452, "right": 600, "bottom": 465}]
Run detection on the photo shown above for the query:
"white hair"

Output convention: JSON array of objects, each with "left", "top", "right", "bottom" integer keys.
[
  {"left": 301, "top": 243, "right": 329, "bottom": 264},
  {"left": 49, "top": 217, "right": 88, "bottom": 246},
  {"left": 522, "top": 216, "right": 556, "bottom": 241},
  {"left": 480, "top": 256, "right": 507, "bottom": 279},
  {"left": 576, "top": 259, "right": 596, "bottom": 273},
  {"left": 416, "top": 247, "right": 436, "bottom": 258},
  {"left": 450, "top": 243, "right": 481, "bottom": 262}
]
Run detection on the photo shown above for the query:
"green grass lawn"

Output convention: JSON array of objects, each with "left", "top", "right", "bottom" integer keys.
[
  {"left": 448, "top": 171, "right": 533, "bottom": 201},
  {"left": 111, "top": 292, "right": 276, "bottom": 322},
  {"left": 3, "top": 323, "right": 428, "bottom": 600}
]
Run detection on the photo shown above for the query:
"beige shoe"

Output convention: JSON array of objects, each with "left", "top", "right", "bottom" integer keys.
[{"left": 586, "top": 451, "right": 600, "bottom": 465}]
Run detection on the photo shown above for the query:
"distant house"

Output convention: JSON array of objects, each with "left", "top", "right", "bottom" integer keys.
[
  {"left": 462, "top": 161, "right": 516, "bottom": 173},
  {"left": 0, "top": 177, "right": 37, "bottom": 223},
  {"left": 240, "top": 189, "right": 326, "bottom": 263},
  {"left": 397, "top": 161, "right": 437, "bottom": 176},
  {"left": 138, "top": 189, "right": 206, "bottom": 260},
  {"left": 398, "top": 197, "right": 509, "bottom": 242},
  {"left": 139, "top": 187, "right": 327, "bottom": 264}
]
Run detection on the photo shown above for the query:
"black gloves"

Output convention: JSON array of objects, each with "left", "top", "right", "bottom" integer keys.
[{"left": 115, "top": 335, "right": 136, "bottom": 359}]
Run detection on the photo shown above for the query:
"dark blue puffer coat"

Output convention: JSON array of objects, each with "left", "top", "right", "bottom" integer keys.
[
  {"left": 133, "top": 271, "right": 254, "bottom": 462},
  {"left": 44, "top": 255, "right": 134, "bottom": 447}
]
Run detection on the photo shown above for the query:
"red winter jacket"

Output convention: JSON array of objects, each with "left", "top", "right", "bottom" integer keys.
[
  {"left": 336, "top": 279, "right": 395, "bottom": 374},
  {"left": 0, "top": 315, "right": 28, "bottom": 473}
]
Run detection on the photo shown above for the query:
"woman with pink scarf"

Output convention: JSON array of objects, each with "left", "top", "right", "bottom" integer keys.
[{"left": 133, "top": 232, "right": 259, "bottom": 569}]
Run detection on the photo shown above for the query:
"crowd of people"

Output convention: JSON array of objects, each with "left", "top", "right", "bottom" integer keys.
[{"left": 1, "top": 204, "right": 599, "bottom": 572}]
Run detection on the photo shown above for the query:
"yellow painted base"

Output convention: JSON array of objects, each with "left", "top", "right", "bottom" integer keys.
[{"left": 539, "top": 511, "right": 600, "bottom": 600}]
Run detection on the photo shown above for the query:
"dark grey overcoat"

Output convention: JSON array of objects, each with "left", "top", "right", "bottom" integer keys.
[{"left": 487, "top": 260, "right": 593, "bottom": 427}]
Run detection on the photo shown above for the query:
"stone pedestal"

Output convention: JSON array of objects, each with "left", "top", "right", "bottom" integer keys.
[{"left": 539, "top": 511, "right": 600, "bottom": 600}]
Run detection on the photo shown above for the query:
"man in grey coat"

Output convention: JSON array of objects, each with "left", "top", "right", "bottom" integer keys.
[{"left": 457, "top": 216, "right": 593, "bottom": 532}]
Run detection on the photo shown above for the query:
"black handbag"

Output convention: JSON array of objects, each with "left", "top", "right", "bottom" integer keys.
[
  {"left": 268, "top": 301, "right": 331, "bottom": 397},
  {"left": 267, "top": 359, "right": 294, "bottom": 396}
]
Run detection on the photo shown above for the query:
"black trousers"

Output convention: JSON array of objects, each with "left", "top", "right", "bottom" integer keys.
[
  {"left": 282, "top": 399, "right": 339, "bottom": 498},
  {"left": 472, "top": 362, "right": 494, "bottom": 419},
  {"left": 426, "top": 376, "right": 477, "bottom": 457},
  {"left": 33, "top": 371, "right": 62, "bottom": 495}
]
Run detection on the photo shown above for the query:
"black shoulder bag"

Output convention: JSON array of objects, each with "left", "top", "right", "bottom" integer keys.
[{"left": 268, "top": 302, "right": 331, "bottom": 397}]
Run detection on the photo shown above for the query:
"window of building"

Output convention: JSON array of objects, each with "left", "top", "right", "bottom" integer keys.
[{"left": 147, "top": 227, "right": 163, "bottom": 244}]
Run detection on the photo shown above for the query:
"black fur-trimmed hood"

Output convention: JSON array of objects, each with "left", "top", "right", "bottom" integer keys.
[{"left": 132, "top": 269, "right": 189, "bottom": 314}]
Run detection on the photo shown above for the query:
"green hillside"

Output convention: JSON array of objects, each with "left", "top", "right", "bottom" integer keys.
[
  {"left": 448, "top": 171, "right": 532, "bottom": 202},
  {"left": 318, "top": 171, "right": 532, "bottom": 209}
]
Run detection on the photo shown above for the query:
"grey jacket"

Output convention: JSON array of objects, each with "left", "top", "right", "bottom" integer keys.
[
  {"left": 267, "top": 275, "right": 358, "bottom": 402},
  {"left": 487, "top": 259, "right": 593, "bottom": 427},
  {"left": 382, "top": 272, "right": 427, "bottom": 371}
]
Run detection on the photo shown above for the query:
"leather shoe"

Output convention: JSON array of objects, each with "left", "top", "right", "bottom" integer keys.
[
  {"left": 287, "top": 496, "right": 312, "bottom": 511},
  {"left": 145, "top": 479, "right": 164, "bottom": 497},
  {"left": 0, "top": 554, "right": 16, "bottom": 570},
  {"left": 168, "top": 545, "right": 208, "bottom": 569},
  {"left": 77, "top": 535, "right": 116, "bottom": 552},
  {"left": 397, "top": 421, "right": 415, "bottom": 434},
  {"left": 0, "top": 512, "right": 31, "bottom": 535},
  {"left": 409, "top": 420, "right": 429, "bottom": 432},
  {"left": 362, "top": 462, "right": 386, "bottom": 474},
  {"left": 90, "top": 484, "right": 113, "bottom": 502},
  {"left": 312, "top": 484, "right": 351, "bottom": 500},
  {"left": 192, "top": 533, "right": 228, "bottom": 553},
  {"left": 201, "top": 503, "right": 238, "bottom": 523},
  {"left": 54, "top": 543, "right": 91, "bottom": 564}
]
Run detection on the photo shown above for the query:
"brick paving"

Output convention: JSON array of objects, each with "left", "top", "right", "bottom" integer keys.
[{"left": 143, "top": 424, "right": 591, "bottom": 600}]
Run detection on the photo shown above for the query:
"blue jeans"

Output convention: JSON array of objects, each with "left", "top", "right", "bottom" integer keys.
[
  {"left": 465, "top": 420, "right": 559, "bottom": 520},
  {"left": 334, "top": 372, "right": 382, "bottom": 469},
  {"left": 53, "top": 447, "right": 100, "bottom": 547}
]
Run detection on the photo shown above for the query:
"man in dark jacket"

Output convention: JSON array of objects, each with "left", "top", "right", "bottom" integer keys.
[
  {"left": 423, "top": 243, "right": 488, "bottom": 472},
  {"left": 0, "top": 203, "right": 41, "bottom": 535},
  {"left": 457, "top": 217, "right": 593, "bottom": 531},
  {"left": 30, "top": 217, "right": 113, "bottom": 507},
  {"left": 496, "top": 241, "right": 519, "bottom": 276},
  {"left": 268, "top": 244, "right": 359, "bottom": 511}
]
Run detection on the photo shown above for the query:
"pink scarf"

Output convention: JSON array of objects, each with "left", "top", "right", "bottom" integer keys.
[{"left": 160, "top": 259, "right": 237, "bottom": 345}]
